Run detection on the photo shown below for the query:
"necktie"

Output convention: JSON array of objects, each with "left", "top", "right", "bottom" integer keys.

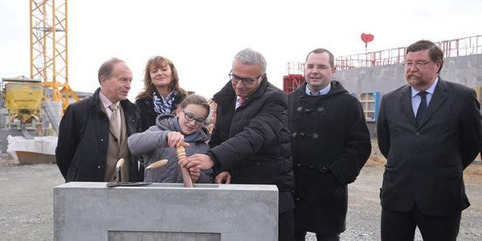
[
  {"left": 416, "top": 91, "right": 427, "bottom": 125},
  {"left": 239, "top": 97, "right": 245, "bottom": 106},
  {"left": 109, "top": 104, "right": 120, "bottom": 137},
  {"left": 237, "top": 96, "right": 245, "bottom": 109}
]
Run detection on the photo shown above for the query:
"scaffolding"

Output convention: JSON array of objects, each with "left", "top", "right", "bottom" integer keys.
[{"left": 30, "top": 0, "right": 79, "bottom": 111}]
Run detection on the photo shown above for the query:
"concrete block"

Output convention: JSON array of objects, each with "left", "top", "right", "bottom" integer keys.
[{"left": 54, "top": 182, "right": 278, "bottom": 241}]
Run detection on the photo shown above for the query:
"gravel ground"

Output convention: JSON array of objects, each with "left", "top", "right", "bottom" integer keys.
[{"left": 0, "top": 156, "right": 481, "bottom": 241}]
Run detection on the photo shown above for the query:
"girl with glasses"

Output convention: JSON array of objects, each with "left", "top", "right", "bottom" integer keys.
[{"left": 128, "top": 94, "right": 214, "bottom": 183}]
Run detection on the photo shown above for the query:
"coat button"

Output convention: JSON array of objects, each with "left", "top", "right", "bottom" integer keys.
[
  {"left": 415, "top": 132, "right": 420, "bottom": 136},
  {"left": 320, "top": 166, "right": 329, "bottom": 173},
  {"left": 97, "top": 166, "right": 101, "bottom": 169}
]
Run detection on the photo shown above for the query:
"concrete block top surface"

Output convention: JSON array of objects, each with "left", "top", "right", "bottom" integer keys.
[{"left": 54, "top": 182, "right": 279, "bottom": 192}]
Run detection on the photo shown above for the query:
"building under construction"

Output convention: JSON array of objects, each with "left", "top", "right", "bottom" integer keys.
[
  {"left": 2, "top": 1, "right": 481, "bottom": 165},
  {"left": 0, "top": 0, "right": 85, "bottom": 164}
]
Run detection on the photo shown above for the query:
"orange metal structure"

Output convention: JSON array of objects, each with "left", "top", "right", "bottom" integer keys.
[
  {"left": 283, "top": 62, "right": 305, "bottom": 94},
  {"left": 283, "top": 74, "right": 304, "bottom": 94},
  {"left": 30, "top": 0, "right": 79, "bottom": 111}
]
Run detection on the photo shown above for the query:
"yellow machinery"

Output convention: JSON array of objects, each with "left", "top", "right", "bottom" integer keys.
[
  {"left": 3, "top": 79, "right": 43, "bottom": 123},
  {"left": 0, "top": 0, "right": 79, "bottom": 138}
]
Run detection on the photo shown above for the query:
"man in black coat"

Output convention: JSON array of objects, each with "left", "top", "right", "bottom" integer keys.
[
  {"left": 287, "top": 48, "right": 371, "bottom": 241},
  {"left": 56, "top": 58, "right": 141, "bottom": 182},
  {"left": 377, "top": 40, "right": 481, "bottom": 241},
  {"left": 180, "top": 48, "right": 295, "bottom": 241}
]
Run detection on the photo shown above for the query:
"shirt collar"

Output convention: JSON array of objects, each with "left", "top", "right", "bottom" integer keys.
[
  {"left": 99, "top": 91, "right": 117, "bottom": 109},
  {"left": 305, "top": 83, "right": 331, "bottom": 96}
]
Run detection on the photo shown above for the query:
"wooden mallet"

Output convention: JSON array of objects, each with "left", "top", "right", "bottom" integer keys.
[{"left": 176, "top": 144, "right": 193, "bottom": 187}]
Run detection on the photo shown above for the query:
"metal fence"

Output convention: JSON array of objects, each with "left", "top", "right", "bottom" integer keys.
[{"left": 336, "top": 35, "right": 482, "bottom": 69}]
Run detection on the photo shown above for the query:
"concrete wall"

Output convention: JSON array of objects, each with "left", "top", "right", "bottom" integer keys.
[
  {"left": 335, "top": 54, "right": 482, "bottom": 137},
  {"left": 336, "top": 54, "right": 482, "bottom": 97}
]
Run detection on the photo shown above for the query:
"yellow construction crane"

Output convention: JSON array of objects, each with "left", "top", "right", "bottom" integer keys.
[{"left": 30, "top": 0, "right": 79, "bottom": 111}]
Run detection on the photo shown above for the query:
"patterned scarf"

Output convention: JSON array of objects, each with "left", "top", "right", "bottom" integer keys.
[{"left": 153, "top": 90, "right": 179, "bottom": 115}]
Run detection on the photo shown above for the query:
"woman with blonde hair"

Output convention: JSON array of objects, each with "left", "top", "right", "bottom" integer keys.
[{"left": 136, "top": 56, "right": 187, "bottom": 131}]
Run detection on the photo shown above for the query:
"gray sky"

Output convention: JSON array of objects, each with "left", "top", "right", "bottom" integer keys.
[{"left": 1, "top": 0, "right": 481, "bottom": 100}]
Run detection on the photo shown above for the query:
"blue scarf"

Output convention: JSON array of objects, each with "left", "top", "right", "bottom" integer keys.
[{"left": 153, "top": 90, "right": 178, "bottom": 115}]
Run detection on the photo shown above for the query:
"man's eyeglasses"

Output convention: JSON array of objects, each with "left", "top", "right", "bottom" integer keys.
[
  {"left": 403, "top": 61, "right": 433, "bottom": 69},
  {"left": 182, "top": 109, "right": 205, "bottom": 125},
  {"left": 229, "top": 70, "right": 263, "bottom": 85}
]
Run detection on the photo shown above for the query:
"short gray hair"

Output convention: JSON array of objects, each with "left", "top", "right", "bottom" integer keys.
[{"left": 233, "top": 48, "right": 267, "bottom": 74}]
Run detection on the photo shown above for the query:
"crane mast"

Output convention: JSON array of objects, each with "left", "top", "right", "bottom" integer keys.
[{"left": 30, "top": 0, "right": 78, "bottom": 110}]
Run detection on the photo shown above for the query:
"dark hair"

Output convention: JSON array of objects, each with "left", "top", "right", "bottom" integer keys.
[
  {"left": 179, "top": 94, "right": 210, "bottom": 118},
  {"left": 97, "top": 58, "right": 125, "bottom": 83},
  {"left": 406, "top": 40, "right": 444, "bottom": 73},
  {"left": 137, "top": 56, "right": 186, "bottom": 99},
  {"left": 305, "top": 48, "right": 335, "bottom": 67}
]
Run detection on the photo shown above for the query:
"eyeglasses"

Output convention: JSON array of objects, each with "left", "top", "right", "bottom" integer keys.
[
  {"left": 182, "top": 109, "right": 205, "bottom": 125},
  {"left": 403, "top": 61, "right": 433, "bottom": 69},
  {"left": 305, "top": 64, "right": 331, "bottom": 70},
  {"left": 229, "top": 70, "right": 263, "bottom": 85}
]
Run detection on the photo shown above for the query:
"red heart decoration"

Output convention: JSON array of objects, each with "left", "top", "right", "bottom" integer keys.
[{"left": 361, "top": 33, "right": 374, "bottom": 43}]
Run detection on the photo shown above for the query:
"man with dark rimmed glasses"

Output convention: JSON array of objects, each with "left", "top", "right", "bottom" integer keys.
[{"left": 180, "top": 48, "right": 295, "bottom": 241}]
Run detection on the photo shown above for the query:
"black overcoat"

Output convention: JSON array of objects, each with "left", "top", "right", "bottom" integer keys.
[
  {"left": 288, "top": 81, "right": 371, "bottom": 233},
  {"left": 56, "top": 88, "right": 141, "bottom": 182},
  {"left": 209, "top": 78, "right": 295, "bottom": 212},
  {"left": 135, "top": 92, "right": 185, "bottom": 132}
]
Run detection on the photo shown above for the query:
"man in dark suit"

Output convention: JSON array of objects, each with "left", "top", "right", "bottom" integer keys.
[
  {"left": 179, "top": 48, "right": 295, "bottom": 241},
  {"left": 56, "top": 58, "right": 141, "bottom": 182},
  {"left": 377, "top": 40, "right": 481, "bottom": 241}
]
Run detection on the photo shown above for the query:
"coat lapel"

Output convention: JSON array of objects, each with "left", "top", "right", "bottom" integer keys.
[
  {"left": 418, "top": 79, "right": 448, "bottom": 127},
  {"left": 399, "top": 86, "right": 417, "bottom": 127}
]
